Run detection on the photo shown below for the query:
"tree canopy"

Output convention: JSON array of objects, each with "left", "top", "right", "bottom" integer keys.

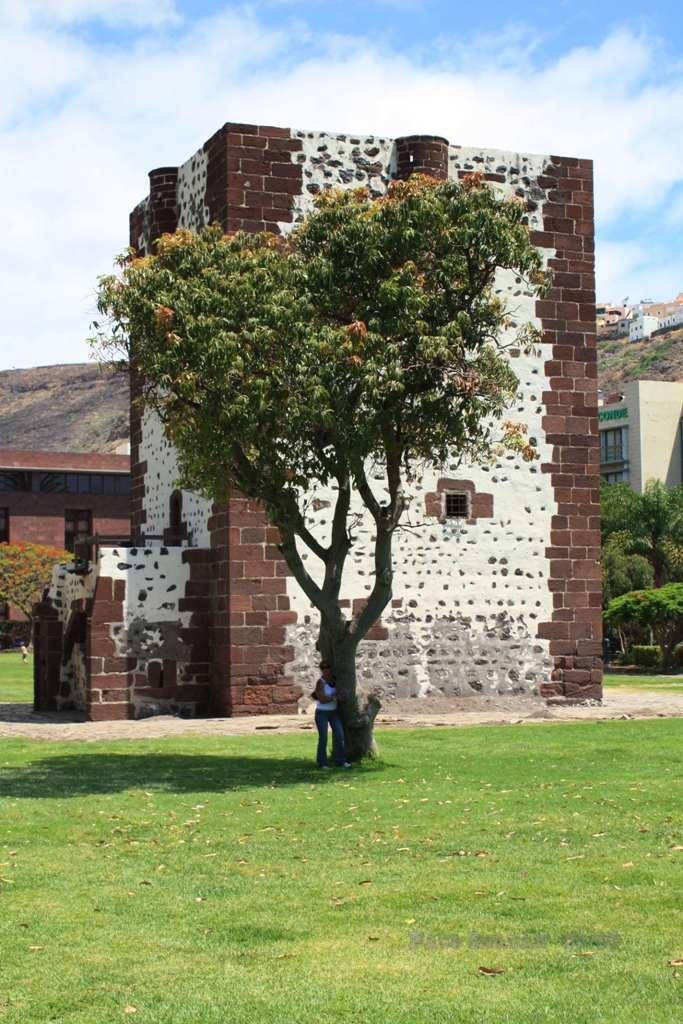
[
  {"left": 0, "top": 542, "right": 69, "bottom": 623},
  {"left": 604, "top": 583, "right": 683, "bottom": 668},
  {"left": 92, "top": 173, "right": 546, "bottom": 757}
]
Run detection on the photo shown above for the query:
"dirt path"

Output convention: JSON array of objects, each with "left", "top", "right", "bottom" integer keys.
[{"left": 0, "top": 688, "right": 681, "bottom": 742}]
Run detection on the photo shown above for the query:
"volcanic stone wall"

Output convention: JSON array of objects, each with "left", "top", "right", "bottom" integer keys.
[{"left": 124, "top": 122, "right": 601, "bottom": 712}]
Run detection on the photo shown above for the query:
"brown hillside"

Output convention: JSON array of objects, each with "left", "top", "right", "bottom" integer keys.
[
  {"left": 0, "top": 363, "right": 129, "bottom": 453},
  {"left": 598, "top": 327, "right": 683, "bottom": 395}
]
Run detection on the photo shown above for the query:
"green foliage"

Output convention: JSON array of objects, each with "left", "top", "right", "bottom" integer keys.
[
  {"left": 605, "top": 582, "right": 683, "bottom": 667},
  {"left": 601, "top": 539, "right": 653, "bottom": 606},
  {"left": 93, "top": 177, "right": 542, "bottom": 505},
  {"left": 628, "top": 644, "right": 661, "bottom": 669},
  {"left": 601, "top": 479, "right": 683, "bottom": 587}
]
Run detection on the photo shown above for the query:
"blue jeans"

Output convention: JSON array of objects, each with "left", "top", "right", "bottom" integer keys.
[{"left": 315, "top": 708, "right": 347, "bottom": 767}]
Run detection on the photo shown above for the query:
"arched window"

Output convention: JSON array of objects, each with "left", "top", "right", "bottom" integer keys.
[
  {"left": 169, "top": 490, "right": 183, "bottom": 532},
  {"left": 165, "top": 490, "right": 188, "bottom": 545}
]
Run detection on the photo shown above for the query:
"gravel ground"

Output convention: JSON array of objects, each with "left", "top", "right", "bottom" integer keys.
[{"left": 0, "top": 687, "right": 681, "bottom": 742}]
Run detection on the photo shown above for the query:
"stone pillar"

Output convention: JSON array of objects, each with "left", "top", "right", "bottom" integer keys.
[
  {"left": 86, "top": 576, "right": 134, "bottom": 720},
  {"left": 32, "top": 602, "right": 62, "bottom": 711},
  {"left": 395, "top": 135, "right": 449, "bottom": 180},
  {"left": 535, "top": 155, "right": 602, "bottom": 700}
]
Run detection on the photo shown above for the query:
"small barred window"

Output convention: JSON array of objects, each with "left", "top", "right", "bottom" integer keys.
[{"left": 445, "top": 493, "right": 469, "bottom": 518}]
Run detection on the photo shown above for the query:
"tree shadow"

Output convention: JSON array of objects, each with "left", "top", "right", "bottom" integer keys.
[
  {"left": 0, "top": 702, "right": 86, "bottom": 724},
  {"left": 0, "top": 751, "right": 380, "bottom": 800}
]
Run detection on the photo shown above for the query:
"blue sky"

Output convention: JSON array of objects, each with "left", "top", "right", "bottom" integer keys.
[{"left": 2, "top": 0, "right": 683, "bottom": 368}]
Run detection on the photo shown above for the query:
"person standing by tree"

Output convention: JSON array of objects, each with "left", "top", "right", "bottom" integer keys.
[{"left": 312, "top": 661, "right": 351, "bottom": 770}]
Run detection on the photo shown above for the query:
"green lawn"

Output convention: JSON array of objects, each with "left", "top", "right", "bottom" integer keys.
[
  {"left": 0, "top": 652, "right": 33, "bottom": 703},
  {"left": 604, "top": 673, "right": 683, "bottom": 692},
  {"left": 0, "top": 721, "right": 681, "bottom": 1023}
]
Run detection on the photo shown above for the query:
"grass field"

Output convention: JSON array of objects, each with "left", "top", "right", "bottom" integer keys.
[
  {"left": 604, "top": 673, "right": 683, "bottom": 692},
  {"left": 0, "top": 721, "right": 681, "bottom": 1023},
  {"left": 0, "top": 652, "right": 33, "bottom": 703}
]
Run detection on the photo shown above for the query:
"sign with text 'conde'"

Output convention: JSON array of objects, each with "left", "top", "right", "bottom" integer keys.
[{"left": 598, "top": 407, "right": 628, "bottom": 423}]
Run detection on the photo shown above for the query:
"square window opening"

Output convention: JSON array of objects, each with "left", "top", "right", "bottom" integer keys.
[{"left": 445, "top": 492, "right": 469, "bottom": 519}]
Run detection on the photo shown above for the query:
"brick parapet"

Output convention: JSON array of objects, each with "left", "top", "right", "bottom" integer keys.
[{"left": 535, "top": 156, "right": 602, "bottom": 699}]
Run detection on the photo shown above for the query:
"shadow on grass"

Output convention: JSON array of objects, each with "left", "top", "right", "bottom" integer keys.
[{"left": 0, "top": 752, "right": 382, "bottom": 799}]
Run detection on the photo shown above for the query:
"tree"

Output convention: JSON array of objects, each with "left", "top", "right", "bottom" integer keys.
[
  {"left": 0, "top": 542, "right": 69, "bottom": 625},
  {"left": 604, "top": 583, "right": 683, "bottom": 669},
  {"left": 92, "top": 174, "right": 545, "bottom": 758},
  {"left": 602, "top": 540, "right": 653, "bottom": 608},
  {"left": 601, "top": 480, "right": 683, "bottom": 587}
]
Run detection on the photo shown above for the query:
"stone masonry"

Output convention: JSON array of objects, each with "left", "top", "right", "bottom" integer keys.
[{"left": 35, "top": 123, "right": 601, "bottom": 720}]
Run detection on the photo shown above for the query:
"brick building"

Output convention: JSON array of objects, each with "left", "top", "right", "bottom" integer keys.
[
  {"left": 1, "top": 448, "right": 130, "bottom": 625},
  {"left": 34, "top": 122, "right": 602, "bottom": 720}
]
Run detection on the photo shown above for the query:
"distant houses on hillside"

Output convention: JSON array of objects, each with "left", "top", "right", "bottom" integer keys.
[{"left": 597, "top": 294, "right": 683, "bottom": 342}]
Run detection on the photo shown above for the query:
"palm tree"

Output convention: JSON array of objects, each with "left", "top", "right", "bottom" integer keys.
[{"left": 601, "top": 479, "right": 683, "bottom": 588}]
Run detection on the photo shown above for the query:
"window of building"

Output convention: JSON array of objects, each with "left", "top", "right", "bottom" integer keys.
[
  {"left": 445, "top": 492, "right": 469, "bottom": 518},
  {"left": 39, "top": 472, "right": 131, "bottom": 496},
  {"left": 0, "top": 508, "right": 8, "bottom": 543},
  {"left": 601, "top": 469, "right": 630, "bottom": 484},
  {"left": 65, "top": 509, "right": 93, "bottom": 555},
  {"left": 0, "top": 470, "right": 31, "bottom": 492},
  {"left": 600, "top": 426, "right": 628, "bottom": 464}
]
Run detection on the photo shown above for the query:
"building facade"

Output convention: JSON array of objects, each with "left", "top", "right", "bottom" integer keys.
[
  {"left": 1, "top": 449, "right": 130, "bottom": 628},
  {"left": 35, "top": 122, "right": 602, "bottom": 720},
  {"left": 599, "top": 380, "right": 683, "bottom": 490}
]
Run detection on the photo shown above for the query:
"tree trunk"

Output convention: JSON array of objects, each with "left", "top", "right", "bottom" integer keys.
[{"left": 318, "top": 630, "right": 381, "bottom": 761}]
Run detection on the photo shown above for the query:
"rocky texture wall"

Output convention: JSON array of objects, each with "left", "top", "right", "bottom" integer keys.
[
  {"left": 45, "top": 561, "right": 96, "bottom": 710},
  {"left": 84, "top": 545, "right": 212, "bottom": 719}
]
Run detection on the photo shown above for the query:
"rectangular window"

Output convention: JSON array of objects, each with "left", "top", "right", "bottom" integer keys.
[
  {"left": 445, "top": 492, "right": 469, "bottom": 518},
  {"left": 0, "top": 508, "right": 8, "bottom": 543},
  {"left": 65, "top": 509, "right": 92, "bottom": 555},
  {"left": 115, "top": 475, "right": 131, "bottom": 496},
  {"left": 0, "top": 470, "right": 32, "bottom": 492},
  {"left": 600, "top": 426, "right": 628, "bottom": 464},
  {"left": 601, "top": 469, "right": 630, "bottom": 484}
]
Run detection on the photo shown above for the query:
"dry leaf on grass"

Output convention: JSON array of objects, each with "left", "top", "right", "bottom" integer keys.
[
  {"left": 123, "top": 1007, "right": 138, "bottom": 1015},
  {"left": 668, "top": 959, "right": 683, "bottom": 966},
  {"left": 478, "top": 966, "right": 506, "bottom": 975}
]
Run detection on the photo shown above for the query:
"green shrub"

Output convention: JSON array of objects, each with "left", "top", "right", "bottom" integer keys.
[{"left": 629, "top": 645, "right": 661, "bottom": 669}]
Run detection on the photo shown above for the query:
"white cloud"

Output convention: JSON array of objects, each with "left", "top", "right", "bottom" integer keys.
[
  {"left": 1, "top": 11, "right": 683, "bottom": 370},
  {"left": 0, "top": 0, "right": 179, "bottom": 27}
]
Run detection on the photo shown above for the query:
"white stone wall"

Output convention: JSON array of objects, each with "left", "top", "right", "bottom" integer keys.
[
  {"left": 139, "top": 405, "right": 212, "bottom": 548},
  {"left": 47, "top": 562, "right": 96, "bottom": 710},
  {"left": 177, "top": 147, "right": 209, "bottom": 230},
  {"left": 287, "top": 130, "right": 394, "bottom": 232},
  {"left": 283, "top": 139, "right": 556, "bottom": 700}
]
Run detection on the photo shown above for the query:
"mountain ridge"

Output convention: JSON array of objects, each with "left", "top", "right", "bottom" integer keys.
[{"left": 0, "top": 363, "right": 129, "bottom": 453}]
